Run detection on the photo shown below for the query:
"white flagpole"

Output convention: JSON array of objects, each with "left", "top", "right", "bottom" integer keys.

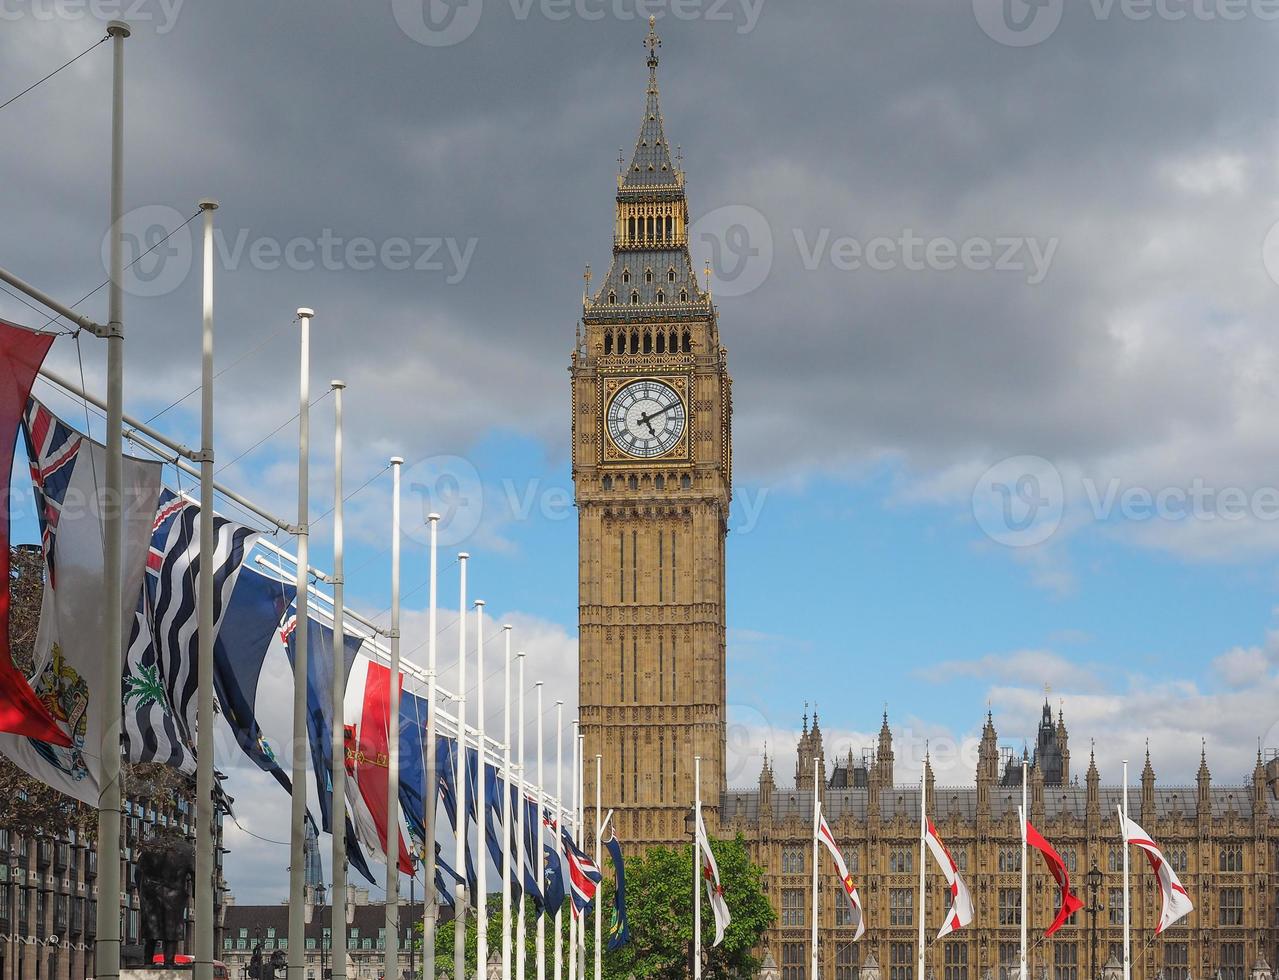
[
  {"left": 554, "top": 700, "right": 564, "bottom": 980},
  {"left": 1122, "top": 760, "right": 1131, "bottom": 980},
  {"left": 537, "top": 684, "right": 547, "bottom": 980},
  {"left": 330, "top": 379, "right": 349, "bottom": 980},
  {"left": 516, "top": 653, "right": 528, "bottom": 980},
  {"left": 97, "top": 23, "right": 130, "bottom": 980},
  {"left": 386, "top": 457, "right": 404, "bottom": 980},
  {"left": 917, "top": 772, "right": 926, "bottom": 980},
  {"left": 475, "top": 600, "right": 488, "bottom": 978},
  {"left": 288, "top": 306, "right": 314, "bottom": 980},
  {"left": 809, "top": 759, "right": 820, "bottom": 980},
  {"left": 453, "top": 554, "right": 470, "bottom": 980},
  {"left": 423, "top": 513, "right": 440, "bottom": 980},
  {"left": 593, "top": 754, "right": 602, "bottom": 980},
  {"left": 568, "top": 721, "right": 579, "bottom": 980},
  {"left": 1020, "top": 759, "right": 1028, "bottom": 980},
  {"left": 502, "top": 625, "right": 514, "bottom": 980},
  {"left": 693, "top": 755, "right": 702, "bottom": 980},
  {"left": 577, "top": 732, "right": 586, "bottom": 980},
  {"left": 193, "top": 198, "right": 218, "bottom": 980}
]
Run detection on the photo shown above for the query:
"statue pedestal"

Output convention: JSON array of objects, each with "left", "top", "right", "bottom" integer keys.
[{"left": 122, "top": 970, "right": 194, "bottom": 980}]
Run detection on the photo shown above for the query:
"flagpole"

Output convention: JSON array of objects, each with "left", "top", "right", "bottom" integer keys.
[
  {"left": 1020, "top": 760, "right": 1028, "bottom": 980},
  {"left": 386, "top": 457, "right": 404, "bottom": 980},
  {"left": 516, "top": 653, "right": 528, "bottom": 980},
  {"left": 288, "top": 306, "right": 314, "bottom": 980},
  {"left": 694, "top": 754, "right": 702, "bottom": 980},
  {"left": 190, "top": 198, "right": 219, "bottom": 980},
  {"left": 568, "top": 721, "right": 579, "bottom": 980},
  {"left": 328, "top": 380, "right": 349, "bottom": 980},
  {"left": 96, "top": 23, "right": 130, "bottom": 980},
  {"left": 577, "top": 731, "right": 586, "bottom": 980},
  {"left": 553, "top": 699, "right": 564, "bottom": 980},
  {"left": 809, "top": 759, "right": 819, "bottom": 980},
  {"left": 917, "top": 772, "right": 926, "bottom": 980},
  {"left": 423, "top": 513, "right": 440, "bottom": 980},
  {"left": 1122, "top": 760, "right": 1131, "bottom": 980},
  {"left": 476, "top": 600, "right": 489, "bottom": 979},
  {"left": 593, "top": 754, "right": 602, "bottom": 980},
  {"left": 502, "top": 625, "right": 514, "bottom": 980},
  {"left": 533, "top": 684, "right": 545, "bottom": 980},
  {"left": 453, "top": 554, "right": 470, "bottom": 980}
]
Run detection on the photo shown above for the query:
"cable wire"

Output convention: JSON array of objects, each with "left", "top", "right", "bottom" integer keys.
[{"left": 0, "top": 34, "right": 108, "bottom": 114}]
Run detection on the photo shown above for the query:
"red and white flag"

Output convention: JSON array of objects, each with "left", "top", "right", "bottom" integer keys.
[
  {"left": 924, "top": 820, "right": 975, "bottom": 939},
  {"left": 816, "top": 815, "right": 865, "bottom": 940},
  {"left": 1025, "top": 818, "right": 1083, "bottom": 936},
  {"left": 695, "top": 810, "right": 731, "bottom": 947},
  {"left": 1121, "top": 812, "right": 1193, "bottom": 933}
]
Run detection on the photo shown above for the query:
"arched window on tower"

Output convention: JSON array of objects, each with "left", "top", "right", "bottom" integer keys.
[
  {"left": 631, "top": 291, "right": 640, "bottom": 306},
  {"left": 630, "top": 330, "right": 639, "bottom": 354},
  {"left": 679, "top": 289, "right": 688, "bottom": 303},
  {"left": 643, "top": 331, "right": 653, "bottom": 354},
  {"left": 668, "top": 268, "right": 676, "bottom": 283},
  {"left": 682, "top": 329, "right": 692, "bottom": 352},
  {"left": 680, "top": 474, "right": 691, "bottom": 489},
  {"left": 656, "top": 331, "right": 665, "bottom": 354},
  {"left": 602, "top": 476, "right": 613, "bottom": 491},
  {"left": 645, "top": 269, "right": 653, "bottom": 284},
  {"left": 628, "top": 475, "right": 638, "bottom": 491},
  {"left": 622, "top": 269, "right": 630, "bottom": 284},
  {"left": 604, "top": 333, "right": 613, "bottom": 355},
  {"left": 656, "top": 290, "right": 665, "bottom": 305},
  {"left": 608, "top": 291, "right": 616, "bottom": 305}
]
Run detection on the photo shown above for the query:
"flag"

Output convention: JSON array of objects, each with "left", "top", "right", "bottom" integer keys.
[
  {"left": 436, "top": 736, "right": 478, "bottom": 900},
  {"left": 561, "top": 827, "right": 602, "bottom": 917},
  {"left": 481, "top": 765, "right": 513, "bottom": 890},
  {"left": 0, "top": 321, "right": 63, "bottom": 743},
  {"left": 523, "top": 794, "right": 546, "bottom": 915},
  {"left": 1025, "top": 817, "right": 1083, "bottom": 937},
  {"left": 925, "top": 819, "right": 975, "bottom": 939},
  {"left": 542, "top": 808, "right": 567, "bottom": 916},
  {"left": 397, "top": 687, "right": 431, "bottom": 841},
  {"left": 1122, "top": 812, "right": 1193, "bottom": 933},
  {"left": 122, "top": 490, "right": 258, "bottom": 769},
  {"left": 210, "top": 566, "right": 295, "bottom": 791},
  {"left": 816, "top": 814, "right": 865, "bottom": 941},
  {"left": 0, "top": 398, "right": 162, "bottom": 803},
  {"left": 695, "top": 810, "right": 731, "bottom": 947},
  {"left": 604, "top": 832, "right": 630, "bottom": 951},
  {"left": 344, "top": 658, "right": 414, "bottom": 874},
  {"left": 283, "top": 609, "right": 361, "bottom": 832}
]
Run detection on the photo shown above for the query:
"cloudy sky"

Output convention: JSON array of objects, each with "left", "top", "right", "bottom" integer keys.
[{"left": 3, "top": 0, "right": 1279, "bottom": 902}]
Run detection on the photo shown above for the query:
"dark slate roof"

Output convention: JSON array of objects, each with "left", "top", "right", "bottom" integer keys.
[
  {"left": 591, "top": 249, "right": 707, "bottom": 312},
  {"left": 621, "top": 45, "right": 678, "bottom": 190}
]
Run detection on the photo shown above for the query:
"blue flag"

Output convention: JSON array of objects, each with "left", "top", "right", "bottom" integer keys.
[{"left": 605, "top": 835, "right": 630, "bottom": 950}]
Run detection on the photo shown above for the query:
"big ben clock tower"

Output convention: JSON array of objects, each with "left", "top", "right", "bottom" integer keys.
[{"left": 572, "top": 20, "right": 731, "bottom": 847}]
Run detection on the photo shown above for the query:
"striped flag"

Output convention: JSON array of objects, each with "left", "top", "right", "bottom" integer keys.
[
  {"left": 1122, "top": 812, "right": 1193, "bottom": 933},
  {"left": 123, "top": 490, "right": 259, "bottom": 769},
  {"left": 816, "top": 814, "right": 865, "bottom": 940},
  {"left": 695, "top": 810, "right": 731, "bottom": 947}
]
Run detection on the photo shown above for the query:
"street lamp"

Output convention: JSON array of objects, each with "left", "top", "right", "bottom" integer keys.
[
  {"left": 316, "top": 883, "right": 328, "bottom": 980},
  {"left": 1084, "top": 862, "right": 1104, "bottom": 980}
]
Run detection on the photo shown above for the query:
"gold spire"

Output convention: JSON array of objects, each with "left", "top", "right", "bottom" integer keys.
[{"left": 645, "top": 14, "right": 661, "bottom": 76}]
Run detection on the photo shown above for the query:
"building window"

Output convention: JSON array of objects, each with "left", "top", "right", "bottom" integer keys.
[
  {"left": 1108, "top": 848, "right": 1122, "bottom": 872},
  {"left": 835, "top": 943, "right": 858, "bottom": 980},
  {"left": 1052, "top": 943, "right": 1077, "bottom": 980},
  {"left": 998, "top": 847, "right": 1021, "bottom": 872},
  {"left": 1109, "top": 889, "right": 1124, "bottom": 926},
  {"left": 833, "top": 888, "right": 856, "bottom": 927},
  {"left": 1165, "top": 944, "right": 1189, "bottom": 980},
  {"left": 890, "top": 943, "right": 914, "bottom": 980},
  {"left": 999, "top": 944, "right": 1018, "bottom": 980},
  {"left": 1167, "top": 846, "right": 1188, "bottom": 873},
  {"left": 943, "top": 943, "right": 968, "bottom": 980},
  {"left": 223, "top": 940, "right": 233, "bottom": 951},
  {"left": 1219, "top": 844, "right": 1244, "bottom": 873},
  {"left": 889, "top": 849, "right": 912, "bottom": 874},
  {"left": 782, "top": 943, "right": 805, "bottom": 980},
  {"left": 306, "top": 939, "right": 316, "bottom": 951},
  {"left": 1219, "top": 887, "right": 1244, "bottom": 926},
  {"left": 889, "top": 888, "right": 913, "bottom": 927},
  {"left": 781, "top": 889, "right": 804, "bottom": 927},
  {"left": 1221, "top": 944, "right": 1245, "bottom": 980},
  {"left": 781, "top": 847, "right": 805, "bottom": 874},
  {"left": 999, "top": 888, "right": 1021, "bottom": 927}
]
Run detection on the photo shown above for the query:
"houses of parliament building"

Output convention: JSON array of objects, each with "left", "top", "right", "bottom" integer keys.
[{"left": 571, "top": 22, "right": 1279, "bottom": 980}]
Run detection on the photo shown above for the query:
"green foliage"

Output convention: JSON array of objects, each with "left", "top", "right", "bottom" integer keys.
[{"left": 415, "top": 835, "right": 772, "bottom": 980}]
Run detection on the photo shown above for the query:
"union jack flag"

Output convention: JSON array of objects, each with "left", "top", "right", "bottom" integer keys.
[
  {"left": 21, "top": 400, "right": 83, "bottom": 588},
  {"left": 560, "top": 828, "right": 602, "bottom": 916}
]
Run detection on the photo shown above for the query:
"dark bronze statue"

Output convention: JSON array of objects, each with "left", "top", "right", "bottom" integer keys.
[{"left": 136, "top": 831, "right": 195, "bottom": 967}]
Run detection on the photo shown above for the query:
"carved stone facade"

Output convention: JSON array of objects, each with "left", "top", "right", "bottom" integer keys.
[
  {"left": 573, "top": 20, "right": 730, "bottom": 847},
  {"left": 723, "top": 708, "right": 1279, "bottom": 980}
]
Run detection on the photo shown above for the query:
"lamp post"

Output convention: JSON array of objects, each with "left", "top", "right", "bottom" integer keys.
[
  {"left": 683, "top": 806, "right": 697, "bottom": 979},
  {"left": 316, "top": 884, "right": 329, "bottom": 980},
  {"left": 1085, "top": 862, "right": 1104, "bottom": 980}
]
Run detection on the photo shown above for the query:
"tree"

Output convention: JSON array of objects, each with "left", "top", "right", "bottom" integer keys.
[{"left": 415, "top": 834, "right": 773, "bottom": 980}]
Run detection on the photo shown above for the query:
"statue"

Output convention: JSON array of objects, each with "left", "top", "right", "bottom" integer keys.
[
  {"left": 136, "top": 830, "right": 195, "bottom": 967},
  {"left": 249, "top": 946, "right": 264, "bottom": 980},
  {"left": 269, "top": 949, "right": 287, "bottom": 979}
]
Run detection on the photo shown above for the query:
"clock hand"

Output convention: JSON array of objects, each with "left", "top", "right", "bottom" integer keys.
[{"left": 637, "top": 402, "right": 678, "bottom": 433}]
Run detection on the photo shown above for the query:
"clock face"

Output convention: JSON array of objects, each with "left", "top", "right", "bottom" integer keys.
[{"left": 606, "top": 379, "right": 686, "bottom": 459}]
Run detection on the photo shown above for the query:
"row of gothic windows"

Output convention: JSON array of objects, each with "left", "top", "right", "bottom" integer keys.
[
  {"left": 604, "top": 327, "right": 692, "bottom": 354},
  {"left": 626, "top": 214, "right": 675, "bottom": 242},
  {"left": 602, "top": 473, "right": 692, "bottom": 491}
]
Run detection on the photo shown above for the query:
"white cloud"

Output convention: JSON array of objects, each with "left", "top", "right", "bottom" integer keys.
[{"left": 923, "top": 649, "right": 1103, "bottom": 693}]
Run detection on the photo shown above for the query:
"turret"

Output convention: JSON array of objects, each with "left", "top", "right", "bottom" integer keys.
[
  {"left": 1140, "top": 744, "right": 1156, "bottom": 827},
  {"left": 1197, "top": 742, "right": 1212, "bottom": 823},
  {"left": 876, "top": 710, "right": 895, "bottom": 788},
  {"left": 759, "top": 747, "right": 775, "bottom": 830},
  {"left": 1086, "top": 742, "right": 1100, "bottom": 823}
]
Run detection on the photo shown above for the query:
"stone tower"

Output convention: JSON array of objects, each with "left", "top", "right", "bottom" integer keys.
[{"left": 573, "top": 19, "right": 732, "bottom": 846}]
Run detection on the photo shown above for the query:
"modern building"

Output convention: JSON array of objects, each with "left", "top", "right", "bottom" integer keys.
[
  {"left": 221, "top": 890, "right": 428, "bottom": 980},
  {"left": 570, "top": 23, "right": 1279, "bottom": 980}
]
